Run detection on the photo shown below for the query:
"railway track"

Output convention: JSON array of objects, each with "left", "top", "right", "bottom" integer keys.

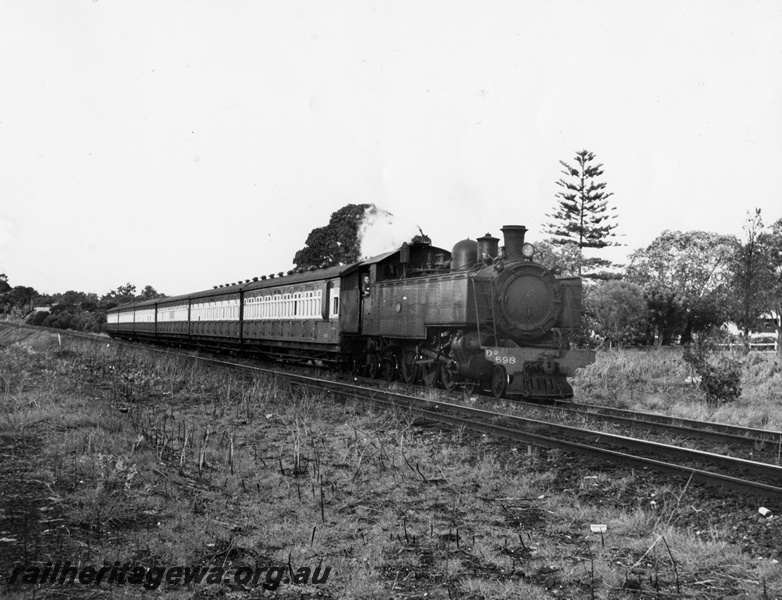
[
  {"left": 183, "top": 353, "right": 782, "bottom": 499},
  {"left": 339, "top": 370, "right": 782, "bottom": 463},
  {"left": 529, "top": 398, "right": 782, "bottom": 448},
  {"left": 5, "top": 322, "right": 782, "bottom": 501},
  {"left": 344, "top": 375, "right": 782, "bottom": 457},
  {"left": 300, "top": 380, "right": 782, "bottom": 499}
]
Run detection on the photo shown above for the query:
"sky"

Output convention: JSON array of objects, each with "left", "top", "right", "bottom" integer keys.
[{"left": 1, "top": 0, "right": 780, "bottom": 297}]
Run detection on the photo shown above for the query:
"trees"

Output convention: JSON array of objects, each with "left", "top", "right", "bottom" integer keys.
[
  {"left": 533, "top": 239, "right": 584, "bottom": 277},
  {"left": 729, "top": 209, "right": 774, "bottom": 340},
  {"left": 59, "top": 290, "right": 99, "bottom": 308},
  {"left": 101, "top": 283, "right": 137, "bottom": 308},
  {"left": 1, "top": 276, "right": 166, "bottom": 333},
  {"left": 5, "top": 285, "right": 38, "bottom": 314},
  {"left": 546, "top": 149, "right": 618, "bottom": 276},
  {"left": 293, "top": 203, "right": 371, "bottom": 269},
  {"left": 585, "top": 280, "right": 648, "bottom": 348},
  {"left": 99, "top": 283, "right": 166, "bottom": 309},
  {"left": 0, "top": 275, "right": 37, "bottom": 312},
  {"left": 138, "top": 285, "right": 166, "bottom": 301},
  {"left": 625, "top": 231, "right": 736, "bottom": 344},
  {"left": 42, "top": 305, "right": 105, "bottom": 333},
  {"left": 761, "top": 217, "right": 782, "bottom": 355},
  {"left": 0, "top": 274, "right": 12, "bottom": 315}
]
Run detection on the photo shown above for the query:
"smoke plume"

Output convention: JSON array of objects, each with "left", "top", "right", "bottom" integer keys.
[{"left": 357, "top": 205, "right": 423, "bottom": 259}]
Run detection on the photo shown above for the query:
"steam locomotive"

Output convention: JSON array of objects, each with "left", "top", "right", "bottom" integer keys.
[{"left": 106, "top": 225, "right": 595, "bottom": 399}]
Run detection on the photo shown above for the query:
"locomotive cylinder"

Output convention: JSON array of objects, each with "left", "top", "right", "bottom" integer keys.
[{"left": 451, "top": 331, "right": 494, "bottom": 379}]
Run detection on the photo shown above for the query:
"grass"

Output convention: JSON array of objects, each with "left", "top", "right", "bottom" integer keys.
[
  {"left": 0, "top": 326, "right": 780, "bottom": 598},
  {"left": 574, "top": 346, "right": 782, "bottom": 430}
]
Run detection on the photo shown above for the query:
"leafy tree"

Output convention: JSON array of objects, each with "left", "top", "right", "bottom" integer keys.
[
  {"left": 99, "top": 283, "right": 166, "bottom": 309},
  {"left": 626, "top": 231, "right": 735, "bottom": 344},
  {"left": 533, "top": 239, "right": 583, "bottom": 277},
  {"left": 114, "top": 282, "right": 137, "bottom": 298},
  {"left": 728, "top": 209, "right": 775, "bottom": 342},
  {"left": 0, "top": 273, "right": 10, "bottom": 294},
  {"left": 643, "top": 288, "right": 682, "bottom": 347},
  {"left": 101, "top": 283, "right": 137, "bottom": 308},
  {"left": 58, "top": 290, "right": 99, "bottom": 308},
  {"left": 34, "top": 293, "right": 57, "bottom": 307},
  {"left": 138, "top": 285, "right": 166, "bottom": 301},
  {"left": 585, "top": 280, "right": 648, "bottom": 348},
  {"left": 5, "top": 285, "right": 38, "bottom": 313},
  {"left": 763, "top": 217, "right": 782, "bottom": 354},
  {"left": 546, "top": 149, "right": 618, "bottom": 276},
  {"left": 18, "top": 287, "right": 108, "bottom": 332},
  {"left": 47, "top": 292, "right": 96, "bottom": 312},
  {"left": 50, "top": 304, "right": 74, "bottom": 315},
  {"left": 293, "top": 203, "right": 372, "bottom": 268}
]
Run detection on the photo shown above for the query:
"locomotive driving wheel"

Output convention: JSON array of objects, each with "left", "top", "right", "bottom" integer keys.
[
  {"left": 422, "top": 360, "right": 439, "bottom": 387},
  {"left": 367, "top": 353, "right": 382, "bottom": 379},
  {"left": 350, "top": 358, "right": 362, "bottom": 377},
  {"left": 439, "top": 361, "right": 456, "bottom": 391},
  {"left": 490, "top": 365, "right": 508, "bottom": 399},
  {"left": 400, "top": 345, "right": 419, "bottom": 384},
  {"left": 381, "top": 352, "right": 397, "bottom": 381}
]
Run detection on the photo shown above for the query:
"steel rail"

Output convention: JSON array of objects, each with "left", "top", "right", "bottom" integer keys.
[
  {"left": 305, "top": 381, "right": 782, "bottom": 484},
  {"left": 12, "top": 323, "right": 782, "bottom": 445},
  {"left": 397, "top": 402, "right": 782, "bottom": 500},
  {"left": 506, "top": 399, "right": 781, "bottom": 450},
  {"left": 541, "top": 398, "right": 782, "bottom": 444}
]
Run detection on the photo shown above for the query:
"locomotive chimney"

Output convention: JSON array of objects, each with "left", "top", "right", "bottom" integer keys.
[{"left": 500, "top": 225, "right": 528, "bottom": 261}]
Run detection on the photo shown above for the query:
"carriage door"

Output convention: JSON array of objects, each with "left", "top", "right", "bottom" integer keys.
[
  {"left": 338, "top": 272, "right": 361, "bottom": 333},
  {"left": 359, "top": 266, "right": 377, "bottom": 335}
]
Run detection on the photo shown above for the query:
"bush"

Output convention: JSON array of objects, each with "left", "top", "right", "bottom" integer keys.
[
  {"left": 27, "top": 311, "right": 50, "bottom": 326},
  {"left": 40, "top": 309, "right": 105, "bottom": 333},
  {"left": 682, "top": 334, "right": 742, "bottom": 404}
]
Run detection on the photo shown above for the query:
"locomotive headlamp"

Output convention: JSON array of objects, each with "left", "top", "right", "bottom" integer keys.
[{"left": 521, "top": 243, "right": 535, "bottom": 259}]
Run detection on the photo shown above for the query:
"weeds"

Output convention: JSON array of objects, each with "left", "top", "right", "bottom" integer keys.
[
  {"left": 1, "top": 327, "right": 781, "bottom": 598},
  {"left": 574, "top": 344, "right": 782, "bottom": 430},
  {"left": 683, "top": 336, "right": 743, "bottom": 404}
]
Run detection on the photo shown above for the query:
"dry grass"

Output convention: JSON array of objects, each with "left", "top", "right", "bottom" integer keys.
[
  {"left": 574, "top": 346, "right": 782, "bottom": 430},
  {"left": 0, "top": 327, "right": 780, "bottom": 599}
]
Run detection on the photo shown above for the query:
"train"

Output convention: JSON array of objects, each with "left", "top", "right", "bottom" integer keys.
[{"left": 106, "top": 225, "right": 595, "bottom": 399}]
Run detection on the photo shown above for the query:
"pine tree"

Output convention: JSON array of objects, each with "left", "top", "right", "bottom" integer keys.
[{"left": 546, "top": 149, "right": 618, "bottom": 276}]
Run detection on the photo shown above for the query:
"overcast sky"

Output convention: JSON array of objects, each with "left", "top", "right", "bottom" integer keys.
[{"left": 1, "top": 0, "right": 780, "bottom": 296}]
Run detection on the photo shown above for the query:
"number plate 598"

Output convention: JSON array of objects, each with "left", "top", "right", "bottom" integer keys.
[{"left": 485, "top": 349, "right": 516, "bottom": 365}]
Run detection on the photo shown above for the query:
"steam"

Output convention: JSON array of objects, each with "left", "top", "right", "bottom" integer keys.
[{"left": 358, "top": 205, "right": 423, "bottom": 259}]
